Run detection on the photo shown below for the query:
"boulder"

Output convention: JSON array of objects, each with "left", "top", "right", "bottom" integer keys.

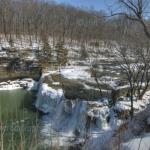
[{"left": 63, "top": 79, "right": 103, "bottom": 100}]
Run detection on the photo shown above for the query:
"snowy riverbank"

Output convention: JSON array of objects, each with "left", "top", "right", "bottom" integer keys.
[{"left": 0, "top": 78, "right": 38, "bottom": 91}]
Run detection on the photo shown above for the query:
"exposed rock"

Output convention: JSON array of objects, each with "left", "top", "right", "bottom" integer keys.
[
  {"left": 62, "top": 79, "right": 103, "bottom": 100},
  {"left": 45, "top": 73, "right": 105, "bottom": 100}
]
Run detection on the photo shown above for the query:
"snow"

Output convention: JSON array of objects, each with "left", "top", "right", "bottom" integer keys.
[
  {"left": 143, "top": 91, "right": 150, "bottom": 102},
  {"left": 83, "top": 130, "right": 114, "bottom": 150},
  {"left": 0, "top": 83, "right": 22, "bottom": 90},
  {"left": 52, "top": 82, "right": 60, "bottom": 85},
  {"left": 35, "top": 83, "right": 63, "bottom": 113},
  {"left": 116, "top": 85, "right": 129, "bottom": 90},
  {"left": 0, "top": 79, "right": 38, "bottom": 91},
  {"left": 114, "top": 91, "right": 150, "bottom": 113},
  {"left": 114, "top": 100, "right": 148, "bottom": 113},
  {"left": 60, "top": 66, "right": 91, "bottom": 80},
  {"left": 99, "top": 76, "right": 118, "bottom": 89},
  {"left": 122, "top": 133, "right": 150, "bottom": 150},
  {"left": 0, "top": 35, "right": 44, "bottom": 50},
  {"left": 87, "top": 99, "right": 109, "bottom": 107},
  {"left": 25, "top": 79, "right": 38, "bottom": 91},
  {"left": 114, "top": 101, "right": 131, "bottom": 112},
  {"left": 41, "top": 84, "right": 63, "bottom": 100}
]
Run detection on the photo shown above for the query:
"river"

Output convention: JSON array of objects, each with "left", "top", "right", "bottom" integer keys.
[{"left": 0, "top": 89, "right": 41, "bottom": 150}]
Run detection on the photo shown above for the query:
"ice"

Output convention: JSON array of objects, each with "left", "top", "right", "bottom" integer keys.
[{"left": 35, "top": 83, "right": 63, "bottom": 113}]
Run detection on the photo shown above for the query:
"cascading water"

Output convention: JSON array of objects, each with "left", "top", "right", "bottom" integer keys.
[{"left": 35, "top": 74, "right": 111, "bottom": 148}]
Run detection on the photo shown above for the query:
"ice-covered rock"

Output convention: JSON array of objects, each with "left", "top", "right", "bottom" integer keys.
[
  {"left": 87, "top": 106, "right": 109, "bottom": 129},
  {"left": 35, "top": 83, "right": 63, "bottom": 113}
]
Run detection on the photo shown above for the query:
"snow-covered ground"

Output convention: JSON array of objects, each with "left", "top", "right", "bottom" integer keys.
[
  {"left": 0, "top": 35, "right": 43, "bottom": 50},
  {"left": 0, "top": 78, "right": 38, "bottom": 91},
  {"left": 60, "top": 66, "right": 91, "bottom": 80},
  {"left": 122, "top": 133, "right": 150, "bottom": 150},
  {"left": 114, "top": 90, "right": 150, "bottom": 113}
]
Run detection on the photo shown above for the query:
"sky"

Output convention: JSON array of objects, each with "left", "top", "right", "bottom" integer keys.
[{"left": 55, "top": 0, "right": 114, "bottom": 11}]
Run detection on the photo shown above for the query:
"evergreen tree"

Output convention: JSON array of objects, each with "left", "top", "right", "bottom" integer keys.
[{"left": 55, "top": 42, "right": 68, "bottom": 65}]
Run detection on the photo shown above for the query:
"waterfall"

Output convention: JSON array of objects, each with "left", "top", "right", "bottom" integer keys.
[{"left": 35, "top": 73, "right": 111, "bottom": 147}]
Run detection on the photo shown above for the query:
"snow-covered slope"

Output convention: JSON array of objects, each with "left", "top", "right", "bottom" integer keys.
[{"left": 122, "top": 133, "right": 150, "bottom": 150}]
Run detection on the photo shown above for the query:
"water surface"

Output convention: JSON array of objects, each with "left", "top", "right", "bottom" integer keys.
[
  {"left": 0, "top": 89, "right": 40, "bottom": 150},
  {"left": 0, "top": 89, "right": 37, "bottom": 121}
]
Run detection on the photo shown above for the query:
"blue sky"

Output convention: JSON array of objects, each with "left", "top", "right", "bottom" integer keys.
[{"left": 55, "top": 0, "right": 114, "bottom": 11}]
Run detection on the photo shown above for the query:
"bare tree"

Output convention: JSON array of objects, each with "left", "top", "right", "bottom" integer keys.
[
  {"left": 106, "top": 0, "right": 150, "bottom": 118},
  {"left": 116, "top": 0, "right": 150, "bottom": 39},
  {"left": 113, "top": 39, "right": 150, "bottom": 118}
]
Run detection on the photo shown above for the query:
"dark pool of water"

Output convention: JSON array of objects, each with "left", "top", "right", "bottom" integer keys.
[
  {"left": 0, "top": 89, "right": 37, "bottom": 122},
  {"left": 0, "top": 89, "right": 41, "bottom": 150}
]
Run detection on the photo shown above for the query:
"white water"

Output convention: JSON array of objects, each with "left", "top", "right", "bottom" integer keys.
[{"left": 35, "top": 77, "right": 111, "bottom": 148}]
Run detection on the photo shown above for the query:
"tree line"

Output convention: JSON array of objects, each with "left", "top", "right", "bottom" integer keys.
[
  {"left": 0, "top": 0, "right": 104, "bottom": 45},
  {"left": 0, "top": 0, "right": 148, "bottom": 46}
]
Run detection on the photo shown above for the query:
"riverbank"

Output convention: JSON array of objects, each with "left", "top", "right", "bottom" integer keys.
[{"left": 0, "top": 78, "right": 38, "bottom": 91}]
